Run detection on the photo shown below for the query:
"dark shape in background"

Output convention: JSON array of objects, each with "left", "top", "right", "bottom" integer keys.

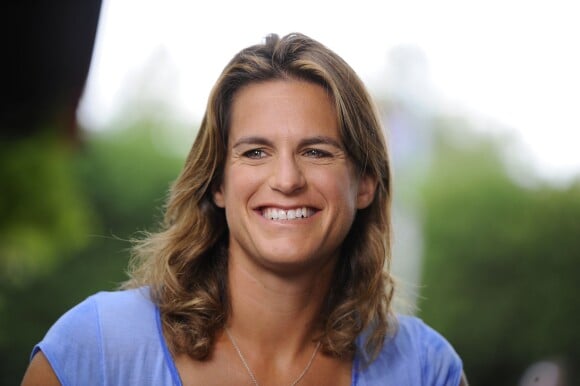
[
  {"left": 1, "top": 4, "right": 186, "bottom": 384},
  {"left": 1, "top": 2, "right": 101, "bottom": 384},
  {"left": 1, "top": 1, "right": 102, "bottom": 141}
]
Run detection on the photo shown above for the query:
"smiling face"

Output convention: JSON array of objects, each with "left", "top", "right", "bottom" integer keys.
[{"left": 213, "top": 79, "right": 376, "bottom": 276}]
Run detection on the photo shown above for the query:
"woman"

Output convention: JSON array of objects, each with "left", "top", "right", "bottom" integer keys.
[{"left": 22, "top": 33, "right": 467, "bottom": 385}]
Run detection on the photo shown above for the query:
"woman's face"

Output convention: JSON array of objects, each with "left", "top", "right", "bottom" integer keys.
[{"left": 213, "top": 79, "right": 376, "bottom": 275}]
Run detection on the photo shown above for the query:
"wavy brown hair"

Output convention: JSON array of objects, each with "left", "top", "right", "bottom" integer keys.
[{"left": 124, "top": 33, "right": 394, "bottom": 361}]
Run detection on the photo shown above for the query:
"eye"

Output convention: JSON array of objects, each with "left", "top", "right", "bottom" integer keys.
[
  {"left": 242, "top": 149, "right": 267, "bottom": 159},
  {"left": 303, "top": 148, "right": 331, "bottom": 158}
]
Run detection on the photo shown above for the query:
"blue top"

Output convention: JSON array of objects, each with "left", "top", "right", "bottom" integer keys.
[{"left": 32, "top": 288, "right": 463, "bottom": 385}]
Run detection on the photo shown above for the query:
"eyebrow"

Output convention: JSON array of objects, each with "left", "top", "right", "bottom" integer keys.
[
  {"left": 232, "top": 136, "right": 273, "bottom": 148},
  {"left": 232, "top": 135, "right": 343, "bottom": 149},
  {"left": 299, "top": 136, "right": 343, "bottom": 149}
]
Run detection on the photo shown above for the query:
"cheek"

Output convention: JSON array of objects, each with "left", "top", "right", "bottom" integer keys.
[
  {"left": 223, "top": 165, "right": 263, "bottom": 201},
  {"left": 311, "top": 168, "right": 359, "bottom": 209}
]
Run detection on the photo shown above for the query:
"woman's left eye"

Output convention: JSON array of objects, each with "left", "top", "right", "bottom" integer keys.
[{"left": 303, "top": 149, "right": 330, "bottom": 158}]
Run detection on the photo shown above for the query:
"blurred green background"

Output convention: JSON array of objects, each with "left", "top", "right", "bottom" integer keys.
[
  {"left": 4, "top": 112, "right": 579, "bottom": 386},
  {"left": 2, "top": 3, "right": 579, "bottom": 386}
]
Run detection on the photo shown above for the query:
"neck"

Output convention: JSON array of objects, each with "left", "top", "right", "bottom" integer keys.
[{"left": 225, "top": 253, "right": 336, "bottom": 359}]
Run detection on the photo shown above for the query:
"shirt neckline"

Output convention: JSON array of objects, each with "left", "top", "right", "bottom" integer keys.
[{"left": 154, "top": 306, "right": 360, "bottom": 386}]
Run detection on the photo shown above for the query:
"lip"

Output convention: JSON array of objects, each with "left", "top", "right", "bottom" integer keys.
[{"left": 254, "top": 203, "right": 321, "bottom": 211}]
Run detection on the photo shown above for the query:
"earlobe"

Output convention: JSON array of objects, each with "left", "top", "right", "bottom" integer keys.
[
  {"left": 356, "top": 174, "right": 377, "bottom": 209},
  {"left": 213, "top": 187, "right": 225, "bottom": 208}
]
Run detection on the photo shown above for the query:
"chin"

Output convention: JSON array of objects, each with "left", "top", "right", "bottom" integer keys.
[{"left": 258, "top": 250, "right": 334, "bottom": 275}]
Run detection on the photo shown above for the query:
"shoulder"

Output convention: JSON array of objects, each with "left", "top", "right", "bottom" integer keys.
[
  {"left": 356, "top": 315, "right": 463, "bottom": 386},
  {"left": 90, "top": 287, "right": 157, "bottom": 333},
  {"left": 396, "top": 315, "right": 463, "bottom": 384},
  {"left": 32, "top": 291, "right": 105, "bottom": 384},
  {"left": 36, "top": 287, "right": 155, "bottom": 352},
  {"left": 32, "top": 288, "right": 171, "bottom": 386}
]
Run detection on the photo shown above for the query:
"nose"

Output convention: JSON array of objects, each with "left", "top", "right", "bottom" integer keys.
[{"left": 268, "top": 153, "right": 305, "bottom": 194}]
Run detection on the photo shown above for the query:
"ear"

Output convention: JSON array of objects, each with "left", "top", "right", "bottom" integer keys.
[
  {"left": 213, "top": 184, "right": 226, "bottom": 208},
  {"left": 356, "top": 173, "right": 377, "bottom": 209}
]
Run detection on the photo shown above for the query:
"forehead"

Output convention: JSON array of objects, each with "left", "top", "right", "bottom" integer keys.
[{"left": 228, "top": 79, "right": 340, "bottom": 143}]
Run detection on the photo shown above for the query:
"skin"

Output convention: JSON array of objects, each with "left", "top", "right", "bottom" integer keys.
[
  {"left": 20, "top": 351, "right": 60, "bottom": 386},
  {"left": 213, "top": 79, "right": 377, "bottom": 279},
  {"left": 207, "top": 79, "right": 376, "bottom": 385},
  {"left": 22, "top": 350, "right": 468, "bottom": 385},
  {"left": 21, "top": 78, "right": 469, "bottom": 385}
]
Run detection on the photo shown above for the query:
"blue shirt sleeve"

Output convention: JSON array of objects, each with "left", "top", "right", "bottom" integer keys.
[
  {"left": 414, "top": 317, "right": 463, "bottom": 386},
  {"left": 355, "top": 315, "right": 463, "bottom": 386},
  {"left": 32, "top": 295, "right": 104, "bottom": 386},
  {"left": 30, "top": 289, "right": 178, "bottom": 386}
]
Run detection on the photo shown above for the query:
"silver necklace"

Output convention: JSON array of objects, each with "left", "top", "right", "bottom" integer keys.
[{"left": 225, "top": 328, "right": 321, "bottom": 386}]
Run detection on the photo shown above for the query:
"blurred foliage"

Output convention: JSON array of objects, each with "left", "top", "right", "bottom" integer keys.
[
  {"left": 418, "top": 117, "right": 580, "bottom": 386},
  {"left": 0, "top": 132, "right": 94, "bottom": 286},
  {"left": 0, "top": 123, "right": 185, "bottom": 385},
  {"left": 3, "top": 111, "right": 579, "bottom": 386}
]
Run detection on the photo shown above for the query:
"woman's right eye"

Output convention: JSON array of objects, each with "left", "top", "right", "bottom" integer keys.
[{"left": 242, "top": 149, "right": 266, "bottom": 159}]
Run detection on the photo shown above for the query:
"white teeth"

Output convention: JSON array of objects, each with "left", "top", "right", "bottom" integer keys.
[{"left": 262, "top": 207, "right": 314, "bottom": 220}]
